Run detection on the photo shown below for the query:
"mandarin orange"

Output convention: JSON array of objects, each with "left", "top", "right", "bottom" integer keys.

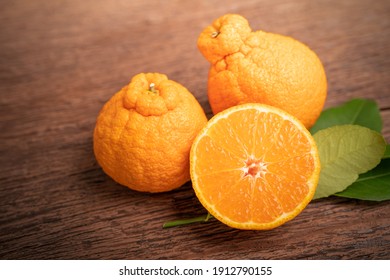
[
  {"left": 198, "top": 14, "right": 327, "bottom": 129},
  {"left": 94, "top": 73, "right": 208, "bottom": 192},
  {"left": 190, "top": 103, "right": 320, "bottom": 230}
]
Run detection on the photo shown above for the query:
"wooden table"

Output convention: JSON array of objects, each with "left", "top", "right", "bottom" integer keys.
[{"left": 1, "top": 0, "right": 389, "bottom": 259}]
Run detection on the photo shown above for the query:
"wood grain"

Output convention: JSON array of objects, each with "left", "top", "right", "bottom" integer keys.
[{"left": 1, "top": 0, "right": 389, "bottom": 259}]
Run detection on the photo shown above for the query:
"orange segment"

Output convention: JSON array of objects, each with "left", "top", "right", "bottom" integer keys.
[
  {"left": 190, "top": 103, "right": 320, "bottom": 230},
  {"left": 194, "top": 134, "right": 243, "bottom": 175},
  {"left": 264, "top": 173, "right": 309, "bottom": 213},
  {"left": 263, "top": 119, "right": 312, "bottom": 162},
  {"left": 197, "top": 170, "right": 245, "bottom": 205},
  {"left": 252, "top": 111, "right": 284, "bottom": 159},
  {"left": 250, "top": 177, "right": 283, "bottom": 223},
  {"left": 267, "top": 153, "right": 316, "bottom": 184},
  {"left": 207, "top": 108, "right": 259, "bottom": 158},
  {"left": 214, "top": 177, "right": 253, "bottom": 223}
]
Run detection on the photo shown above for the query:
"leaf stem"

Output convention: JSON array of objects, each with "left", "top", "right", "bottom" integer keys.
[{"left": 163, "top": 213, "right": 213, "bottom": 228}]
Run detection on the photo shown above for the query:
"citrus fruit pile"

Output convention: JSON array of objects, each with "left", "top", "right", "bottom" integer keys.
[{"left": 93, "top": 14, "right": 327, "bottom": 230}]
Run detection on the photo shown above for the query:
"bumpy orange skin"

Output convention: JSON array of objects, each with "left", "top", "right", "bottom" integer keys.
[
  {"left": 93, "top": 73, "right": 208, "bottom": 193},
  {"left": 198, "top": 14, "right": 327, "bottom": 129}
]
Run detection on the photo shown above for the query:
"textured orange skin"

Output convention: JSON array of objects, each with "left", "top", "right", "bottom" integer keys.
[
  {"left": 198, "top": 14, "right": 327, "bottom": 129},
  {"left": 93, "top": 73, "right": 208, "bottom": 193}
]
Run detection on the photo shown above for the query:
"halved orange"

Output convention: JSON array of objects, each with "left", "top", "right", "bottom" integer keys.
[{"left": 190, "top": 103, "right": 320, "bottom": 230}]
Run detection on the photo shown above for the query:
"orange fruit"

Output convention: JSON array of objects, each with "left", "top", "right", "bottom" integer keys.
[
  {"left": 190, "top": 103, "right": 320, "bottom": 230},
  {"left": 94, "top": 73, "right": 208, "bottom": 193},
  {"left": 197, "top": 14, "right": 327, "bottom": 129}
]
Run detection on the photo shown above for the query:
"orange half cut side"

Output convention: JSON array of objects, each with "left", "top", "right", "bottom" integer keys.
[{"left": 190, "top": 103, "right": 320, "bottom": 230}]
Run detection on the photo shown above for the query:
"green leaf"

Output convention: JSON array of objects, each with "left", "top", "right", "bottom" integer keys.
[
  {"left": 313, "top": 125, "right": 386, "bottom": 199},
  {"left": 383, "top": 144, "right": 390, "bottom": 159},
  {"left": 310, "top": 99, "right": 383, "bottom": 134},
  {"left": 335, "top": 159, "right": 390, "bottom": 201}
]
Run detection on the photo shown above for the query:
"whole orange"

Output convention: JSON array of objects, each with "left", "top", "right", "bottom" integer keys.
[
  {"left": 93, "top": 73, "right": 208, "bottom": 193},
  {"left": 197, "top": 14, "right": 327, "bottom": 129}
]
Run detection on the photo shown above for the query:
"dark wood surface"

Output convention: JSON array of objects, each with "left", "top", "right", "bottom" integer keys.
[{"left": 1, "top": 0, "right": 389, "bottom": 260}]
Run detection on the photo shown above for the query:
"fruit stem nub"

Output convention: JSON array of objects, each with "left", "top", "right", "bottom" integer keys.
[
  {"left": 211, "top": 31, "right": 220, "bottom": 38},
  {"left": 149, "top": 83, "right": 158, "bottom": 94}
]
